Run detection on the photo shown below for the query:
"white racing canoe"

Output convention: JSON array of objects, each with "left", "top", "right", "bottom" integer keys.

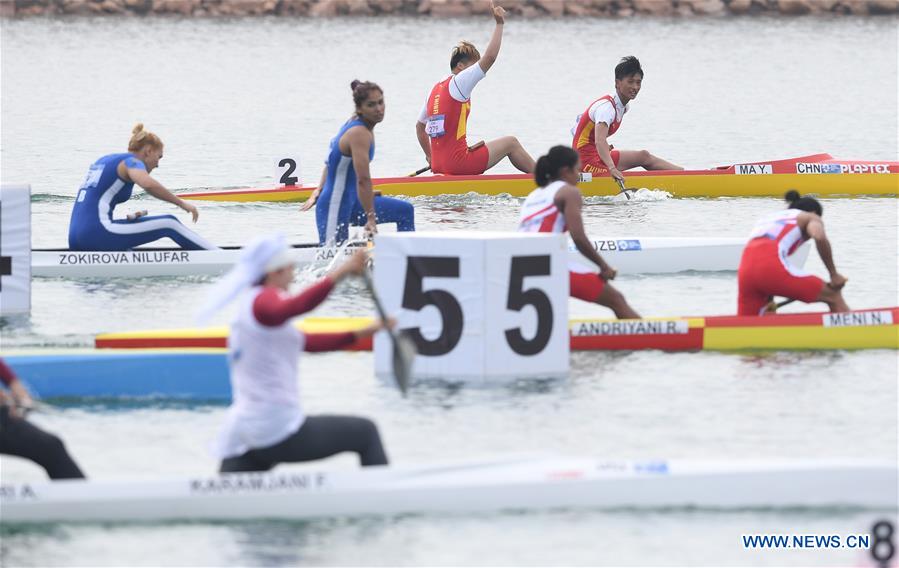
[
  {"left": 31, "top": 237, "right": 810, "bottom": 278},
  {"left": 1, "top": 456, "right": 894, "bottom": 524}
]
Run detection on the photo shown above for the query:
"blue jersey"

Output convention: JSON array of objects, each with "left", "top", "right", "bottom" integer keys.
[
  {"left": 70, "top": 153, "right": 145, "bottom": 228},
  {"left": 315, "top": 119, "right": 375, "bottom": 245},
  {"left": 67, "top": 152, "right": 216, "bottom": 251}
]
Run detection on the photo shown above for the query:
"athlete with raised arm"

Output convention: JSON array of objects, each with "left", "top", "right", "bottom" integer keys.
[{"left": 416, "top": 1, "right": 534, "bottom": 175}]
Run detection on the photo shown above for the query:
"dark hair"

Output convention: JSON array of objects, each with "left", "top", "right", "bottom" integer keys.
[
  {"left": 615, "top": 56, "right": 643, "bottom": 80},
  {"left": 350, "top": 80, "right": 383, "bottom": 110},
  {"left": 784, "top": 190, "right": 823, "bottom": 216},
  {"left": 450, "top": 41, "right": 480, "bottom": 71},
  {"left": 534, "top": 146, "right": 579, "bottom": 186}
]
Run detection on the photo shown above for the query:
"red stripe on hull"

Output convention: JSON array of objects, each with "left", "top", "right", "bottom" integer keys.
[{"left": 570, "top": 328, "right": 703, "bottom": 351}]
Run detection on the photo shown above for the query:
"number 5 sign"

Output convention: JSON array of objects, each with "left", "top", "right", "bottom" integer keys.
[{"left": 373, "top": 232, "right": 569, "bottom": 382}]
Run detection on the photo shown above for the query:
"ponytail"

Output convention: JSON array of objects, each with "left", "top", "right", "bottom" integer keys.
[
  {"left": 533, "top": 146, "right": 579, "bottom": 187},
  {"left": 784, "top": 190, "right": 823, "bottom": 216},
  {"left": 534, "top": 156, "right": 552, "bottom": 186},
  {"left": 127, "top": 123, "right": 163, "bottom": 153}
]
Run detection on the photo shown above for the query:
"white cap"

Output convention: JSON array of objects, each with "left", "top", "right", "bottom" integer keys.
[
  {"left": 263, "top": 246, "right": 300, "bottom": 273},
  {"left": 196, "top": 234, "right": 295, "bottom": 324}
]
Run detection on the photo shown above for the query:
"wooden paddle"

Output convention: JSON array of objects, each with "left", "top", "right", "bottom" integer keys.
[
  {"left": 763, "top": 297, "right": 796, "bottom": 314},
  {"left": 763, "top": 282, "right": 843, "bottom": 314},
  {"left": 362, "top": 269, "right": 416, "bottom": 397}
]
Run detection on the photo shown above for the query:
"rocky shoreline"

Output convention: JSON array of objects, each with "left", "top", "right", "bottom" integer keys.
[{"left": 2, "top": 0, "right": 896, "bottom": 18}]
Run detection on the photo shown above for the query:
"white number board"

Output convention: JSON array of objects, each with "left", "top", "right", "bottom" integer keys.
[
  {"left": 0, "top": 184, "right": 31, "bottom": 314},
  {"left": 373, "top": 231, "right": 569, "bottom": 383},
  {"left": 275, "top": 156, "right": 301, "bottom": 187}
]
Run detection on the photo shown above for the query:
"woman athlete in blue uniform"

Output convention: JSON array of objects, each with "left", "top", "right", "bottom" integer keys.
[
  {"left": 302, "top": 81, "right": 415, "bottom": 246},
  {"left": 68, "top": 124, "right": 217, "bottom": 251}
]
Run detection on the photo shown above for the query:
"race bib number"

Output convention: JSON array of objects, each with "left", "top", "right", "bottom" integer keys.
[
  {"left": 425, "top": 115, "right": 446, "bottom": 138},
  {"left": 79, "top": 165, "right": 104, "bottom": 190}
]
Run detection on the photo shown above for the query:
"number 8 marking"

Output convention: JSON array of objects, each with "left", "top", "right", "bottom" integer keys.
[{"left": 872, "top": 520, "right": 895, "bottom": 567}]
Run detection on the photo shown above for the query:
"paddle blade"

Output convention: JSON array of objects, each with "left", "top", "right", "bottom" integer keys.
[
  {"left": 614, "top": 178, "right": 633, "bottom": 200},
  {"left": 392, "top": 330, "right": 417, "bottom": 397}
]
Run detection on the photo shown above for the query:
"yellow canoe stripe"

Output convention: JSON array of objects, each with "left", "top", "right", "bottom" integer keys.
[
  {"left": 298, "top": 317, "right": 374, "bottom": 333},
  {"left": 704, "top": 325, "right": 899, "bottom": 350},
  {"left": 182, "top": 173, "right": 898, "bottom": 202},
  {"left": 96, "top": 317, "right": 375, "bottom": 342},
  {"left": 97, "top": 326, "right": 230, "bottom": 340},
  {"left": 96, "top": 318, "right": 898, "bottom": 351},
  {"left": 185, "top": 191, "right": 309, "bottom": 203}
]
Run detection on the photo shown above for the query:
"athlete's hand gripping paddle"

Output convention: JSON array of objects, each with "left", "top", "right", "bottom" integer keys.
[
  {"left": 6, "top": 399, "right": 59, "bottom": 419},
  {"left": 362, "top": 269, "right": 416, "bottom": 397},
  {"left": 323, "top": 237, "right": 369, "bottom": 273}
]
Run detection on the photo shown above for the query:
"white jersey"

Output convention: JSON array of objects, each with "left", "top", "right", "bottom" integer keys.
[
  {"left": 212, "top": 287, "right": 305, "bottom": 459},
  {"left": 519, "top": 180, "right": 598, "bottom": 274},
  {"left": 748, "top": 208, "right": 808, "bottom": 258},
  {"left": 518, "top": 180, "right": 568, "bottom": 234}
]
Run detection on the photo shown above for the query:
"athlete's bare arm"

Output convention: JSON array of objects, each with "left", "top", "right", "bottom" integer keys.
[
  {"left": 557, "top": 185, "right": 616, "bottom": 280},
  {"left": 300, "top": 165, "right": 328, "bottom": 212},
  {"left": 593, "top": 122, "right": 624, "bottom": 182},
  {"left": 800, "top": 213, "right": 847, "bottom": 289},
  {"left": 120, "top": 162, "right": 199, "bottom": 222},
  {"left": 478, "top": 2, "right": 505, "bottom": 73},
  {"left": 343, "top": 126, "right": 377, "bottom": 235},
  {"left": 415, "top": 122, "right": 431, "bottom": 165}
]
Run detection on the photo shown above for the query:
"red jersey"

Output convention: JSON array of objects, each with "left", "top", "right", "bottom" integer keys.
[
  {"left": 425, "top": 77, "right": 473, "bottom": 173},
  {"left": 572, "top": 95, "right": 623, "bottom": 171}
]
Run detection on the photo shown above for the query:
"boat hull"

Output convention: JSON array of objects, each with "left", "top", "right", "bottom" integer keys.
[
  {"left": 178, "top": 154, "right": 899, "bottom": 202},
  {"left": 0, "top": 349, "right": 228, "bottom": 400},
  {"left": 93, "top": 307, "right": 899, "bottom": 353},
  {"left": 2, "top": 308, "right": 894, "bottom": 400},
  {"left": 32, "top": 237, "right": 765, "bottom": 278},
  {"left": 570, "top": 308, "right": 899, "bottom": 351},
  {"left": 2, "top": 457, "right": 894, "bottom": 523}
]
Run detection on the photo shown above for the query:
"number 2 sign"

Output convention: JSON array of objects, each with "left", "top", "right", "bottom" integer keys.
[
  {"left": 373, "top": 232, "right": 569, "bottom": 383},
  {"left": 276, "top": 157, "right": 300, "bottom": 187}
]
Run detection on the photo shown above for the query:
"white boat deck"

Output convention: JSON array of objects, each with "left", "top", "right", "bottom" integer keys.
[
  {"left": 2, "top": 457, "right": 894, "bottom": 524},
  {"left": 31, "top": 237, "right": 810, "bottom": 278}
]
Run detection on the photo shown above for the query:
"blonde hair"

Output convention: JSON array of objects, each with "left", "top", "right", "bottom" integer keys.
[
  {"left": 127, "top": 123, "right": 163, "bottom": 153},
  {"left": 450, "top": 41, "right": 480, "bottom": 71}
]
